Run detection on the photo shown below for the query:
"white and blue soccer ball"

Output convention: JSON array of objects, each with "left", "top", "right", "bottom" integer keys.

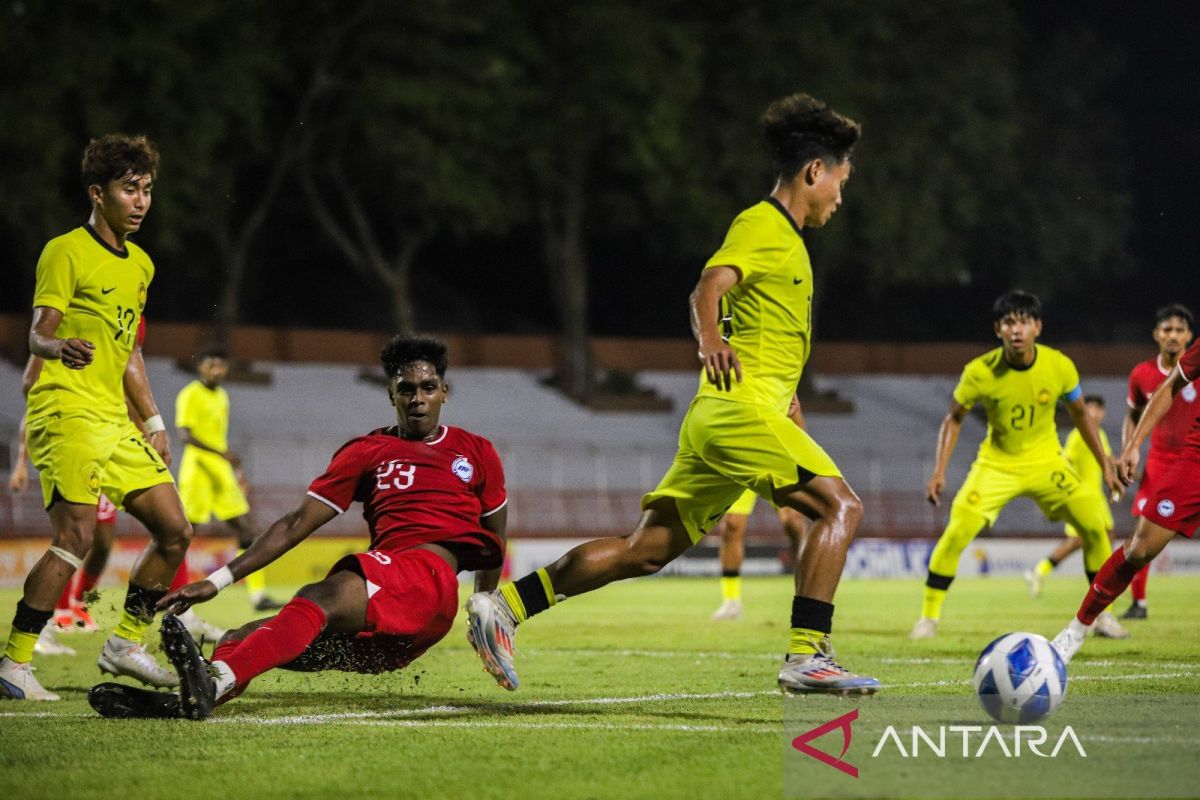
[{"left": 972, "top": 632, "right": 1067, "bottom": 724}]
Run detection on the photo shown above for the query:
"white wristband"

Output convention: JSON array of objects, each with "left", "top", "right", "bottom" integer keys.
[
  {"left": 205, "top": 566, "right": 234, "bottom": 592},
  {"left": 143, "top": 414, "right": 166, "bottom": 435}
]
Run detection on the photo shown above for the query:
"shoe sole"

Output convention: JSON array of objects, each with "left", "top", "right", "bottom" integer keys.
[
  {"left": 160, "top": 615, "right": 215, "bottom": 720},
  {"left": 88, "top": 682, "right": 181, "bottom": 719},
  {"left": 466, "top": 597, "right": 518, "bottom": 691},
  {"left": 778, "top": 680, "right": 881, "bottom": 696}
]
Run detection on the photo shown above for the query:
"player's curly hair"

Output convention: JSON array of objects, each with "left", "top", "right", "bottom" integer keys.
[
  {"left": 992, "top": 290, "right": 1042, "bottom": 322},
  {"left": 81, "top": 133, "right": 159, "bottom": 189},
  {"left": 1154, "top": 303, "right": 1194, "bottom": 330},
  {"left": 761, "top": 93, "right": 861, "bottom": 180},
  {"left": 381, "top": 335, "right": 449, "bottom": 379}
]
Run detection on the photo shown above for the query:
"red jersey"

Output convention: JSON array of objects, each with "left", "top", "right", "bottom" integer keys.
[
  {"left": 307, "top": 425, "right": 507, "bottom": 571},
  {"left": 1127, "top": 354, "right": 1198, "bottom": 456},
  {"left": 1179, "top": 341, "right": 1200, "bottom": 452}
]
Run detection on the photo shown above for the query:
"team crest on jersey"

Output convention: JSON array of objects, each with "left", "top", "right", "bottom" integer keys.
[
  {"left": 87, "top": 469, "right": 101, "bottom": 493},
  {"left": 1157, "top": 499, "right": 1176, "bottom": 518},
  {"left": 451, "top": 456, "right": 474, "bottom": 483},
  {"left": 1183, "top": 383, "right": 1197, "bottom": 403},
  {"left": 1037, "top": 389, "right": 1052, "bottom": 404},
  {"left": 137, "top": 282, "right": 147, "bottom": 310},
  {"left": 967, "top": 491, "right": 981, "bottom": 505}
]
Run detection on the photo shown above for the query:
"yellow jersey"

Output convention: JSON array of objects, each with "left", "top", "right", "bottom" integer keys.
[
  {"left": 175, "top": 380, "right": 230, "bottom": 453},
  {"left": 697, "top": 199, "right": 813, "bottom": 411},
  {"left": 1063, "top": 426, "right": 1111, "bottom": 489},
  {"left": 953, "top": 344, "right": 1083, "bottom": 462},
  {"left": 26, "top": 226, "right": 153, "bottom": 423}
]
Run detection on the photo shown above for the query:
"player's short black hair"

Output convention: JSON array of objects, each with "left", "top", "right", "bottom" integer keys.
[
  {"left": 1154, "top": 303, "right": 1194, "bottom": 330},
  {"left": 1083, "top": 394, "right": 1105, "bottom": 407},
  {"left": 761, "top": 93, "right": 861, "bottom": 180},
  {"left": 992, "top": 290, "right": 1042, "bottom": 322},
  {"left": 81, "top": 134, "right": 159, "bottom": 189},
  {"left": 196, "top": 344, "right": 228, "bottom": 362},
  {"left": 381, "top": 335, "right": 449, "bottom": 380}
]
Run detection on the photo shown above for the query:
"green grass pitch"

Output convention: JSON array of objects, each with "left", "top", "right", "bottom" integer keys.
[{"left": 1, "top": 574, "right": 1197, "bottom": 799}]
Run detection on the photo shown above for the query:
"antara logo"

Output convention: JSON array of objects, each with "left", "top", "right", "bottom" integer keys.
[{"left": 792, "top": 711, "right": 1087, "bottom": 778}]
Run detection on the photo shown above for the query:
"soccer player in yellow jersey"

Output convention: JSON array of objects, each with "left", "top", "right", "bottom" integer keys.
[
  {"left": 0, "top": 135, "right": 189, "bottom": 701},
  {"left": 911, "top": 291, "right": 1126, "bottom": 641},
  {"left": 176, "top": 347, "right": 282, "bottom": 611},
  {"left": 467, "top": 93, "right": 881, "bottom": 695},
  {"left": 1023, "top": 396, "right": 1115, "bottom": 598},
  {"left": 711, "top": 490, "right": 809, "bottom": 620}
]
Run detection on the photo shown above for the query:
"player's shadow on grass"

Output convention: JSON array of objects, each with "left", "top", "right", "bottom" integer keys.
[{"left": 219, "top": 691, "right": 772, "bottom": 726}]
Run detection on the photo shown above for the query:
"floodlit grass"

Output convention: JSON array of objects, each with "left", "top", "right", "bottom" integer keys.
[{"left": 1, "top": 573, "right": 1196, "bottom": 799}]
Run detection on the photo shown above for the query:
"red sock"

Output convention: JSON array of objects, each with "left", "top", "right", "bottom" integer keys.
[
  {"left": 1077, "top": 548, "right": 1143, "bottom": 624},
  {"left": 1130, "top": 564, "right": 1149, "bottom": 602},
  {"left": 217, "top": 597, "right": 327, "bottom": 688},
  {"left": 169, "top": 560, "right": 191, "bottom": 592},
  {"left": 75, "top": 569, "right": 102, "bottom": 603},
  {"left": 55, "top": 573, "right": 76, "bottom": 613}
]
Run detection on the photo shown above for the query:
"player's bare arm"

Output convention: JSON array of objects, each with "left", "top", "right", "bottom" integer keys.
[
  {"left": 690, "top": 266, "right": 742, "bottom": 391},
  {"left": 788, "top": 393, "right": 807, "bottom": 429},
  {"left": 159, "top": 495, "right": 337, "bottom": 614},
  {"left": 28, "top": 306, "right": 93, "bottom": 369},
  {"left": 926, "top": 400, "right": 969, "bottom": 506},
  {"left": 123, "top": 344, "right": 171, "bottom": 465},
  {"left": 1118, "top": 364, "right": 1189, "bottom": 485},
  {"left": 177, "top": 425, "right": 240, "bottom": 466},
  {"left": 473, "top": 506, "right": 509, "bottom": 593},
  {"left": 1065, "top": 395, "right": 1121, "bottom": 499}
]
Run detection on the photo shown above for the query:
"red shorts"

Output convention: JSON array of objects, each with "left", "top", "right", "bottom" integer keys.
[
  {"left": 301, "top": 548, "right": 459, "bottom": 674},
  {"left": 96, "top": 494, "right": 117, "bottom": 525},
  {"left": 1136, "top": 455, "right": 1200, "bottom": 538}
]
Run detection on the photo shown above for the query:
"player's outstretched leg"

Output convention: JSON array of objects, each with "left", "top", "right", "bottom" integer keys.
[
  {"left": 1052, "top": 520, "right": 1174, "bottom": 663},
  {"left": 161, "top": 615, "right": 216, "bottom": 720},
  {"left": 467, "top": 501, "right": 693, "bottom": 691},
  {"left": 774, "top": 476, "right": 879, "bottom": 695},
  {"left": 1059, "top": 500, "right": 1127, "bottom": 640},
  {"left": 911, "top": 507, "right": 986, "bottom": 640}
]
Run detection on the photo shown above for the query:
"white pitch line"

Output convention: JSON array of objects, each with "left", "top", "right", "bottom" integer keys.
[{"left": 895, "top": 671, "right": 1196, "bottom": 689}]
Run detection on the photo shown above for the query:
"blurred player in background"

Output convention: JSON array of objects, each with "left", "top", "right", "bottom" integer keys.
[
  {"left": 913, "top": 291, "right": 1126, "bottom": 640},
  {"left": 175, "top": 346, "right": 282, "bottom": 611},
  {"left": 87, "top": 337, "right": 508, "bottom": 720},
  {"left": 1117, "top": 303, "right": 1194, "bottom": 619},
  {"left": 711, "top": 491, "right": 808, "bottom": 620},
  {"left": 0, "top": 135, "right": 189, "bottom": 701},
  {"left": 1023, "top": 395, "right": 1114, "bottom": 596},
  {"left": 1053, "top": 336, "right": 1200, "bottom": 662},
  {"left": 466, "top": 93, "right": 881, "bottom": 696}
]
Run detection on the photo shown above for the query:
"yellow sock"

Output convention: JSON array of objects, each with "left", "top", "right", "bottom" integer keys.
[
  {"left": 788, "top": 627, "right": 827, "bottom": 656},
  {"left": 1035, "top": 559, "right": 1054, "bottom": 577},
  {"left": 112, "top": 609, "right": 151, "bottom": 644},
  {"left": 3, "top": 630, "right": 40, "bottom": 664},
  {"left": 241, "top": 548, "right": 268, "bottom": 598},
  {"left": 921, "top": 586, "right": 948, "bottom": 621},
  {"left": 499, "top": 568, "right": 557, "bottom": 624},
  {"left": 720, "top": 575, "right": 742, "bottom": 602}
]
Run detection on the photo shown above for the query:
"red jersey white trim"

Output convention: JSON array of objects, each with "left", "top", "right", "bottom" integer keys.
[
  {"left": 306, "top": 490, "right": 345, "bottom": 515},
  {"left": 481, "top": 498, "right": 508, "bottom": 517}
]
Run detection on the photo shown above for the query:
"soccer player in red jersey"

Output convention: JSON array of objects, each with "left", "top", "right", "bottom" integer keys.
[
  {"left": 1118, "top": 304, "right": 1194, "bottom": 619},
  {"left": 1053, "top": 335, "right": 1200, "bottom": 663},
  {"left": 87, "top": 336, "right": 508, "bottom": 720}
]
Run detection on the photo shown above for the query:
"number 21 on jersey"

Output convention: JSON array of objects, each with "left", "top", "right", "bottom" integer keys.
[{"left": 375, "top": 460, "right": 415, "bottom": 490}]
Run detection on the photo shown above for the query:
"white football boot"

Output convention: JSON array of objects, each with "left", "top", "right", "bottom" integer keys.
[
  {"left": 909, "top": 617, "right": 938, "bottom": 640},
  {"left": 778, "top": 638, "right": 881, "bottom": 695},
  {"left": 465, "top": 592, "right": 520, "bottom": 691},
  {"left": 0, "top": 656, "right": 60, "bottom": 701},
  {"left": 1091, "top": 611, "right": 1130, "bottom": 639},
  {"left": 1052, "top": 620, "right": 1088, "bottom": 664},
  {"left": 178, "top": 608, "right": 227, "bottom": 645},
  {"left": 1023, "top": 568, "right": 1043, "bottom": 599},
  {"left": 34, "top": 623, "right": 77, "bottom": 657},
  {"left": 711, "top": 599, "right": 744, "bottom": 621},
  {"left": 98, "top": 637, "right": 179, "bottom": 688}
]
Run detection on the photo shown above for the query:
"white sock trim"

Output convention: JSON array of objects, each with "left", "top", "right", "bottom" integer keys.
[
  {"left": 48, "top": 546, "right": 84, "bottom": 570},
  {"left": 212, "top": 660, "right": 237, "bottom": 700},
  {"left": 1068, "top": 618, "right": 1090, "bottom": 637}
]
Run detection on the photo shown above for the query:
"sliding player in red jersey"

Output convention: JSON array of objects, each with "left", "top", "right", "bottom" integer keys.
[
  {"left": 88, "top": 336, "right": 508, "bottom": 720},
  {"left": 1053, "top": 335, "right": 1200, "bottom": 662},
  {"left": 1118, "top": 304, "right": 1194, "bottom": 619}
]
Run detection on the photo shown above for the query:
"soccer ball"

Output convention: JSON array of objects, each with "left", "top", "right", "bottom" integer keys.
[{"left": 972, "top": 632, "right": 1067, "bottom": 724}]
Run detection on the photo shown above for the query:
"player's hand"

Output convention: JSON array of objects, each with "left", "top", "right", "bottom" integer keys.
[
  {"left": 8, "top": 464, "right": 29, "bottom": 493},
  {"left": 148, "top": 430, "right": 173, "bottom": 467},
  {"left": 157, "top": 579, "right": 219, "bottom": 614},
  {"left": 1117, "top": 446, "right": 1140, "bottom": 487},
  {"left": 698, "top": 340, "right": 742, "bottom": 391},
  {"left": 59, "top": 338, "right": 95, "bottom": 369},
  {"left": 1102, "top": 460, "right": 1124, "bottom": 501},
  {"left": 925, "top": 474, "right": 946, "bottom": 506}
]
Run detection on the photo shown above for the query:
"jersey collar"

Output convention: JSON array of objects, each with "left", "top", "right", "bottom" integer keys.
[
  {"left": 765, "top": 197, "right": 805, "bottom": 240},
  {"left": 83, "top": 223, "right": 130, "bottom": 259},
  {"left": 1156, "top": 354, "right": 1172, "bottom": 376}
]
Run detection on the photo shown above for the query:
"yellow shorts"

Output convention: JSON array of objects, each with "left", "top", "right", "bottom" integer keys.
[
  {"left": 643, "top": 396, "right": 841, "bottom": 544},
  {"left": 951, "top": 454, "right": 1101, "bottom": 526},
  {"left": 26, "top": 412, "right": 174, "bottom": 509},
  {"left": 178, "top": 448, "right": 250, "bottom": 523},
  {"left": 728, "top": 489, "right": 758, "bottom": 516}
]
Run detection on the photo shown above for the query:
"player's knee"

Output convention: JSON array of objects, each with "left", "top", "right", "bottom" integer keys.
[
  {"left": 52, "top": 522, "right": 93, "bottom": 559},
  {"left": 158, "top": 520, "right": 194, "bottom": 562}
]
